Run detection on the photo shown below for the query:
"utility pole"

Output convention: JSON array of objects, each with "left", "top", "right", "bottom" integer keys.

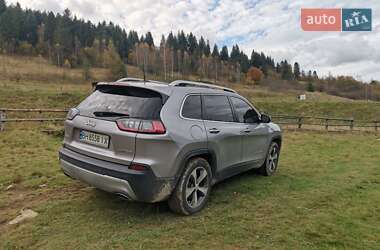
[
  {"left": 171, "top": 49, "right": 174, "bottom": 79},
  {"left": 214, "top": 59, "right": 218, "bottom": 84},
  {"left": 143, "top": 49, "right": 146, "bottom": 82},
  {"left": 163, "top": 45, "right": 166, "bottom": 80},
  {"left": 135, "top": 44, "right": 139, "bottom": 66}
]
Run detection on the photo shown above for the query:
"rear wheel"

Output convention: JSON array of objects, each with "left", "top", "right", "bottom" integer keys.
[
  {"left": 259, "top": 142, "right": 280, "bottom": 176},
  {"left": 168, "top": 157, "right": 212, "bottom": 215}
]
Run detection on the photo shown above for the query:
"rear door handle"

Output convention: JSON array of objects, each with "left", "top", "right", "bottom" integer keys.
[
  {"left": 241, "top": 128, "right": 251, "bottom": 133},
  {"left": 209, "top": 128, "right": 221, "bottom": 134}
]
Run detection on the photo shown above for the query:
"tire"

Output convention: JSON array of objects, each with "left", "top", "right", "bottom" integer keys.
[
  {"left": 258, "top": 142, "right": 280, "bottom": 176},
  {"left": 168, "top": 157, "right": 212, "bottom": 215}
]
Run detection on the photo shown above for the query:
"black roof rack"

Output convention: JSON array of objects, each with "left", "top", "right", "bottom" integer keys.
[
  {"left": 116, "top": 77, "right": 167, "bottom": 85},
  {"left": 169, "top": 80, "right": 237, "bottom": 93}
]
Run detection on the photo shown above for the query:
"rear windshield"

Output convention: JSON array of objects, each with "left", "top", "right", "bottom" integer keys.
[{"left": 77, "top": 85, "right": 164, "bottom": 120}]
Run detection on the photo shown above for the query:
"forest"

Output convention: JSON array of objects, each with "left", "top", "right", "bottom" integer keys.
[{"left": 0, "top": 0, "right": 379, "bottom": 100}]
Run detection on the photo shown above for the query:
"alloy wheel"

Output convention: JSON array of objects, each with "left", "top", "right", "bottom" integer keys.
[{"left": 185, "top": 166, "right": 209, "bottom": 208}]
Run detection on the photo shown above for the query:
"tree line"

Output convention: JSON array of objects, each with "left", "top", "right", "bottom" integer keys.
[{"left": 0, "top": 0, "right": 314, "bottom": 82}]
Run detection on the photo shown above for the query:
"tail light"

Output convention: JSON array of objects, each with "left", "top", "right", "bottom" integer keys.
[
  {"left": 116, "top": 118, "right": 166, "bottom": 134},
  {"left": 129, "top": 163, "right": 147, "bottom": 171}
]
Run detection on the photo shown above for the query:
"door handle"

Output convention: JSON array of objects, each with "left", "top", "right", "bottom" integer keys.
[
  {"left": 209, "top": 128, "right": 221, "bottom": 134},
  {"left": 241, "top": 128, "right": 251, "bottom": 133}
]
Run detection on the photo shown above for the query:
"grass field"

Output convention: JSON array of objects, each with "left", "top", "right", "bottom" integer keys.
[
  {"left": 1, "top": 128, "right": 379, "bottom": 249},
  {"left": 1, "top": 55, "right": 380, "bottom": 249}
]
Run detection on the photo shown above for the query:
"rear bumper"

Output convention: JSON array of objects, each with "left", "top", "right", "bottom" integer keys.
[{"left": 59, "top": 147, "right": 176, "bottom": 202}]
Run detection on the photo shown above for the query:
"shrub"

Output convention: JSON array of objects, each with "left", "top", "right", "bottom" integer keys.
[
  {"left": 246, "top": 67, "right": 263, "bottom": 83},
  {"left": 307, "top": 82, "right": 315, "bottom": 92}
]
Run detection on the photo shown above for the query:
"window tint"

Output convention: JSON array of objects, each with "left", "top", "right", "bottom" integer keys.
[
  {"left": 230, "top": 97, "right": 259, "bottom": 123},
  {"left": 182, "top": 95, "right": 202, "bottom": 119},
  {"left": 203, "top": 95, "right": 234, "bottom": 122},
  {"left": 78, "top": 85, "right": 163, "bottom": 120}
]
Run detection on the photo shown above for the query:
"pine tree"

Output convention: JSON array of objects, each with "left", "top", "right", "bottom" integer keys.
[
  {"left": 250, "top": 50, "right": 262, "bottom": 68},
  {"left": 275, "top": 63, "right": 280, "bottom": 73},
  {"left": 220, "top": 46, "right": 229, "bottom": 61},
  {"left": 239, "top": 51, "right": 250, "bottom": 73},
  {"left": 307, "top": 70, "right": 312, "bottom": 81},
  {"left": 230, "top": 44, "right": 240, "bottom": 63},
  {"left": 307, "top": 82, "right": 315, "bottom": 92},
  {"left": 281, "top": 60, "right": 293, "bottom": 80},
  {"left": 212, "top": 44, "right": 219, "bottom": 58},
  {"left": 0, "top": 0, "right": 6, "bottom": 15},
  {"left": 0, "top": 3, "right": 23, "bottom": 52},
  {"left": 204, "top": 40, "right": 211, "bottom": 57},
  {"left": 166, "top": 32, "right": 175, "bottom": 48},
  {"left": 293, "top": 62, "right": 300, "bottom": 80},
  {"left": 187, "top": 32, "right": 197, "bottom": 54},
  {"left": 144, "top": 31, "right": 154, "bottom": 47},
  {"left": 312, "top": 70, "right": 318, "bottom": 80},
  {"left": 198, "top": 36, "right": 206, "bottom": 56},
  {"left": 177, "top": 30, "right": 187, "bottom": 52}
]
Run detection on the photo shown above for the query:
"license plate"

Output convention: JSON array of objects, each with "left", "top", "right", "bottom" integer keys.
[{"left": 79, "top": 130, "right": 110, "bottom": 148}]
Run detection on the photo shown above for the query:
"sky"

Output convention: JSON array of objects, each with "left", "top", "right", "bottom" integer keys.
[{"left": 7, "top": 0, "right": 380, "bottom": 81}]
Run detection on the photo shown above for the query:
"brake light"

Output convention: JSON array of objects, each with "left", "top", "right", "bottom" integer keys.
[{"left": 116, "top": 119, "right": 166, "bottom": 134}]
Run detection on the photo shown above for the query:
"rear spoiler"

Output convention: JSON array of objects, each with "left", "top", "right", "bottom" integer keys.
[{"left": 94, "top": 82, "right": 170, "bottom": 104}]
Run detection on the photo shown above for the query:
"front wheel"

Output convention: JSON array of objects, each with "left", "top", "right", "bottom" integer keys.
[
  {"left": 259, "top": 142, "right": 280, "bottom": 176},
  {"left": 168, "top": 157, "right": 212, "bottom": 215}
]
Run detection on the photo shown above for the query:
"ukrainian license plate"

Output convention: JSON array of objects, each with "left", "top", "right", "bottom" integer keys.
[{"left": 79, "top": 130, "right": 109, "bottom": 148}]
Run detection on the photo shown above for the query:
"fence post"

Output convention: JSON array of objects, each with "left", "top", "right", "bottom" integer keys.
[
  {"left": 298, "top": 117, "right": 303, "bottom": 129},
  {"left": 375, "top": 121, "right": 378, "bottom": 133},
  {"left": 350, "top": 119, "right": 354, "bottom": 131},
  {"left": 325, "top": 119, "right": 329, "bottom": 130},
  {"left": 0, "top": 111, "right": 5, "bottom": 132}
]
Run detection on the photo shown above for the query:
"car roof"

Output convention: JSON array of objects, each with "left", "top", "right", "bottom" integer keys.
[{"left": 96, "top": 79, "right": 239, "bottom": 97}]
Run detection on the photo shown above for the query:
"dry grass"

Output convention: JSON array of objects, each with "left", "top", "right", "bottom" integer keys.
[{"left": 0, "top": 55, "right": 109, "bottom": 84}]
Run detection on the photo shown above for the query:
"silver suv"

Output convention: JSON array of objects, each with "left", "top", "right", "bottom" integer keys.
[{"left": 59, "top": 79, "right": 282, "bottom": 215}]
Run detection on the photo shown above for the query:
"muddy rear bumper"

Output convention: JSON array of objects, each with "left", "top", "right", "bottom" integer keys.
[{"left": 59, "top": 147, "right": 176, "bottom": 202}]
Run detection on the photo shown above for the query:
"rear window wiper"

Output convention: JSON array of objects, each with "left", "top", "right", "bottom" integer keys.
[{"left": 93, "top": 111, "right": 130, "bottom": 118}]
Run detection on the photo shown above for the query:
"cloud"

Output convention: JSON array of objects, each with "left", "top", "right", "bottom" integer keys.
[{"left": 7, "top": 0, "right": 380, "bottom": 81}]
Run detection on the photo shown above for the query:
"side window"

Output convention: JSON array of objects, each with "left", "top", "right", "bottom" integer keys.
[
  {"left": 230, "top": 97, "right": 259, "bottom": 123},
  {"left": 203, "top": 95, "right": 234, "bottom": 122},
  {"left": 182, "top": 95, "right": 202, "bottom": 119}
]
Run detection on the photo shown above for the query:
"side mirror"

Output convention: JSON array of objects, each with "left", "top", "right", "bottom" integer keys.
[
  {"left": 260, "top": 113, "right": 271, "bottom": 123},
  {"left": 244, "top": 109, "right": 260, "bottom": 123}
]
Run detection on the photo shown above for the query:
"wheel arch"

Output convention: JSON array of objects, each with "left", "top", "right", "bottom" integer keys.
[
  {"left": 175, "top": 149, "right": 217, "bottom": 184},
  {"left": 271, "top": 135, "right": 282, "bottom": 149}
]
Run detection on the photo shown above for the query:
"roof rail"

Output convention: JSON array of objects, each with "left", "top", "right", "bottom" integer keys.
[
  {"left": 169, "top": 80, "right": 237, "bottom": 93},
  {"left": 116, "top": 77, "right": 168, "bottom": 85},
  {"left": 116, "top": 77, "right": 145, "bottom": 82}
]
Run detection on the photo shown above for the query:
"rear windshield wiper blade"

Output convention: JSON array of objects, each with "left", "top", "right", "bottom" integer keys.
[{"left": 93, "top": 111, "right": 130, "bottom": 117}]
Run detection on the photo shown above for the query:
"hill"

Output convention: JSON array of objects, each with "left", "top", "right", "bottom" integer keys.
[{"left": 1, "top": 54, "right": 379, "bottom": 121}]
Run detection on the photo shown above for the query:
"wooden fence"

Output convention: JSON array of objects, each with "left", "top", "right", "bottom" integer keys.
[
  {"left": 0, "top": 108, "right": 379, "bottom": 133},
  {"left": 0, "top": 108, "right": 67, "bottom": 131},
  {"left": 271, "top": 114, "right": 379, "bottom": 132}
]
